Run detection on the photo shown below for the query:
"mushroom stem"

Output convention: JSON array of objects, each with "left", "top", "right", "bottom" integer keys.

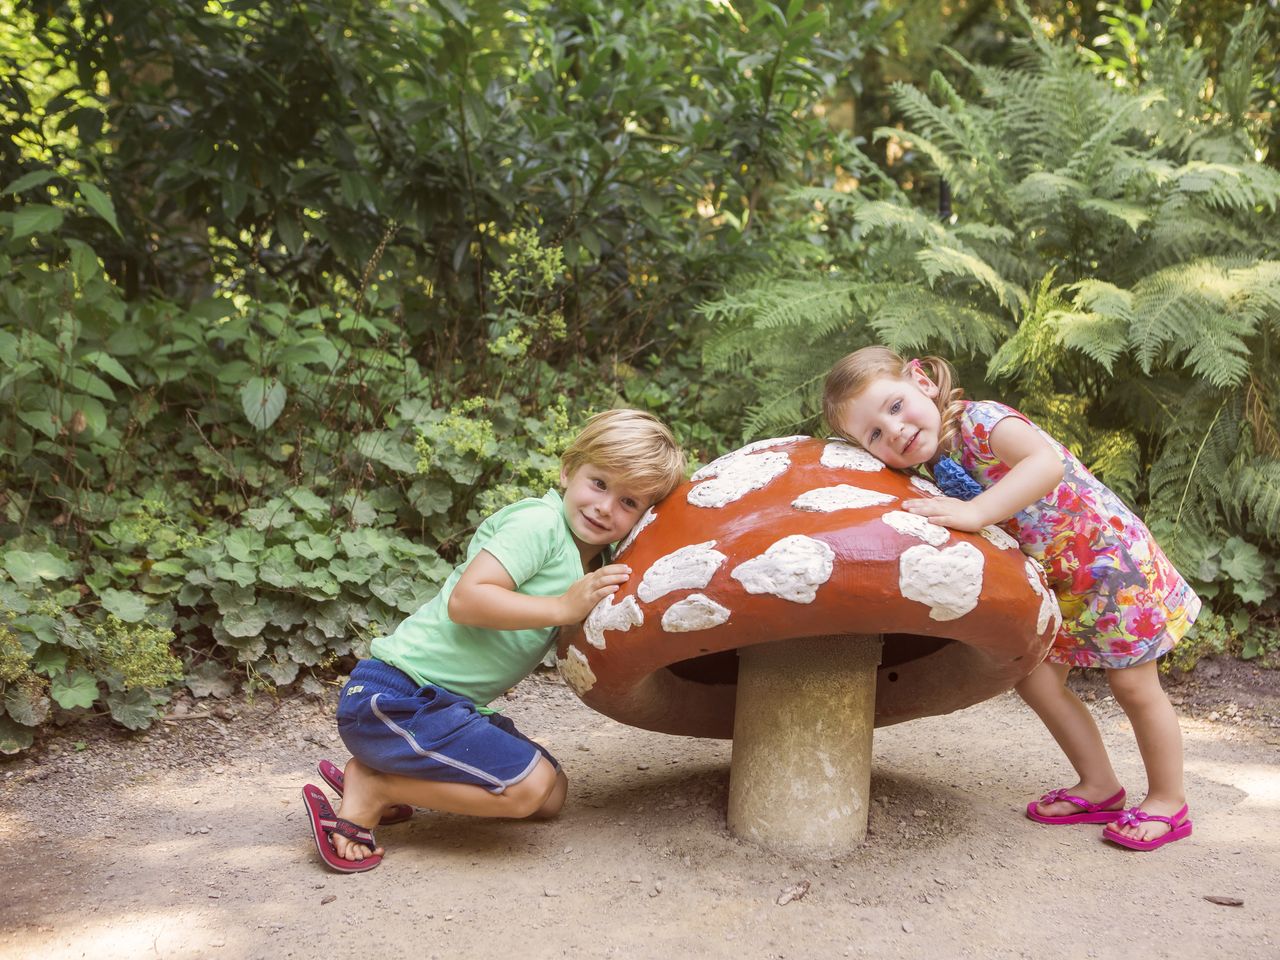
[{"left": 727, "top": 634, "right": 883, "bottom": 857}]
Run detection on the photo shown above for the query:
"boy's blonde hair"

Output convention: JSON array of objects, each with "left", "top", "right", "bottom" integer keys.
[
  {"left": 561, "top": 409, "right": 686, "bottom": 502},
  {"left": 822, "top": 346, "right": 966, "bottom": 451}
]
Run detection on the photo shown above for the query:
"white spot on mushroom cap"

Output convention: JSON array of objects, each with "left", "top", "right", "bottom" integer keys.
[
  {"left": 688, "top": 451, "right": 790, "bottom": 509},
  {"left": 690, "top": 436, "right": 809, "bottom": 481},
  {"left": 792, "top": 485, "right": 896, "bottom": 513},
  {"left": 1024, "top": 557, "right": 1062, "bottom": 637},
  {"left": 557, "top": 645, "right": 596, "bottom": 695},
  {"left": 909, "top": 476, "right": 944, "bottom": 497},
  {"left": 980, "top": 524, "right": 1020, "bottom": 551},
  {"left": 583, "top": 594, "right": 643, "bottom": 649},
  {"left": 820, "top": 442, "right": 884, "bottom": 472},
  {"left": 662, "top": 594, "right": 731, "bottom": 632},
  {"left": 731, "top": 535, "right": 835, "bottom": 604},
  {"left": 637, "top": 541, "right": 728, "bottom": 603},
  {"left": 881, "top": 510, "right": 950, "bottom": 546},
  {"left": 898, "top": 542, "right": 985, "bottom": 621},
  {"left": 615, "top": 506, "right": 657, "bottom": 555}
]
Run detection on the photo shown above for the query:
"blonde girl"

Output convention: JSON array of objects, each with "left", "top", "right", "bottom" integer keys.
[{"left": 823, "top": 346, "right": 1201, "bottom": 850}]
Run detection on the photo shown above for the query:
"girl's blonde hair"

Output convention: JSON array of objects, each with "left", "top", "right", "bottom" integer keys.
[
  {"left": 822, "top": 346, "right": 966, "bottom": 450},
  {"left": 561, "top": 409, "right": 686, "bottom": 502}
]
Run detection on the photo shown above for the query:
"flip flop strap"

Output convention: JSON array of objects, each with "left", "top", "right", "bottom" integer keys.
[
  {"left": 1039, "top": 788, "right": 1100, "bottom": 812},
  {"left": 320, "top": 814, "right": 377, "bottom": 847},
  {"left": 1114, "top": 806, "right": 1181, "bottom": 828}
]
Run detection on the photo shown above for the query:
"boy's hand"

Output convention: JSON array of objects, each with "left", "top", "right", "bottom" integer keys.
[
  {"left": 559, "top": 564, "right": 632, "bottom": 623},
  {"left": 903, "top": 496, "right": 987, "bottom": 533}
]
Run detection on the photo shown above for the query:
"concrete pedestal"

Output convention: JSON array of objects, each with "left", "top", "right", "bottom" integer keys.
[{"left": 727, "top": 634, "right": 883, "bottom": 857}]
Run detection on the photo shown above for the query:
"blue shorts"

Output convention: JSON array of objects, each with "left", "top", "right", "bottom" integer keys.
[{"left": 336, "top": 659, "right": 558, "bottom": 794}]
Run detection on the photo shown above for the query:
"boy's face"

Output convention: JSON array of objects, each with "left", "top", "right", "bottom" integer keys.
[
  {"left": 836, "top": 372, "right": 942, "bottom": 469},
  {"left": 559, "top": 463, "right": 652, "bottom": 551}
]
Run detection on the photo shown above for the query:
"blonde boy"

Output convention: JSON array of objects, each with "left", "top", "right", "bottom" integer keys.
[{"left": 301, "top": 409, "right": 685, "bottom": 872}]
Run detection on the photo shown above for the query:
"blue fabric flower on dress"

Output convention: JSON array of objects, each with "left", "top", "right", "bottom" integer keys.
[{"left": 931, "top": 457, "right": 983, "bottom": 501}]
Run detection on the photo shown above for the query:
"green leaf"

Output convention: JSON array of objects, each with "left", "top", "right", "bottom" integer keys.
[
  {"left": 106, "top": 688, "right": 158, "bottom": 730},
  {"left": 224, "top": 528, "right": 266, "bottom": 563},
  {"left": 3, "top": 550, "right": 74, "bottom": 584},
  {"left": 0, "top": 715, "right": 35, "bottom": 754},
  {"left": 240, "top": 377, "right": 287, "bottom": 431},
  {"left": 296, "top": 534, "right": 337, "bottom": 561},
  {"left": 16, "top": 409, "right": 58, "bottom": 440},
  {"left": 50, "top": 669, "right": 100, "bottom": 709},
  {"left": 82, "top": 350, "right": 139, "bottom": 389},
  {"left": 1220, "top": 537, "right": 1265, "bottom": 586},
  {"left": 12, "top": 204, "right": 64, "bottom": 239},
  {"left": 3, "top": 169, "right": 58, "bottom": 195},
  {"left": 75, "top": 180, "right": 122, "bottom": 236},
  {"left": 186, "top": 660, "right": 234, "bottom": 699},
  {"left": 286, "top": 487, "right": 330, "bottom": 520},
  {"left": 31, "top": 645, "right": 69, "bottom": 677},
  {"left": 3, "top": 685, "right": 50, "bottom": 726},
  {"left": 99, "top": 588, "right": 149, "bottom": 623},
  {"left": 222, "top": 605, "right": 268, "bottom": 639}
]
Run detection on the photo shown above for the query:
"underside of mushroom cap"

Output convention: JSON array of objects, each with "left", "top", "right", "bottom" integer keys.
[{"left": 556, "top": 436, "right": 1060, "bottom": 738}]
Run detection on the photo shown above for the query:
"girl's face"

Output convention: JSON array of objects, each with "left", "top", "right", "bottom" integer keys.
[{"left": 834, "top": 372, "right": 943, "bottom": 469}]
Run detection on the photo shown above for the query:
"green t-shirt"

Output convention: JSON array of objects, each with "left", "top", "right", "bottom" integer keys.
[{"left": 369, "top": 490, "right": 586, "bottom": 709}]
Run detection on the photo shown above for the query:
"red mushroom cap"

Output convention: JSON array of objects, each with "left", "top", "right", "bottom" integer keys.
[{"left": 556, "top": 436, "right": 1058, "bottom": 737}]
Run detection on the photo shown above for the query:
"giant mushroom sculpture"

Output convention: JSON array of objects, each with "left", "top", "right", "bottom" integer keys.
[{"left": 556, "top": 436, "right": 1060, "bottom": 857}]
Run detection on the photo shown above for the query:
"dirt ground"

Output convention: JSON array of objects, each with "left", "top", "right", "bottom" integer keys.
[{"left": 2, "top": 658, "right": 1277, "bottom": 960}]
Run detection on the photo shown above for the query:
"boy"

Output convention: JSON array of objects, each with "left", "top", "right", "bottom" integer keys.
[{"left": 301, "top": 409, "right": 685, "bottom": 872}]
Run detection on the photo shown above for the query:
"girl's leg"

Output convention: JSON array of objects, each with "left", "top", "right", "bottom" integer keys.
[
  {"left": 332, "top": 756, "right": 563, "bottom": 862},
  {"left": 1105, "top": 661, "right": 1186, "bottom": 842},
  {"left": 1015, "top": 660, "right": 1125, "bottom": 817}
]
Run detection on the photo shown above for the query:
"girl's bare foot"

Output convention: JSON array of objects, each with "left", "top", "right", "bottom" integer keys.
[{"left": 1106, "top": 795, "right": 1187, "bottom": 842}]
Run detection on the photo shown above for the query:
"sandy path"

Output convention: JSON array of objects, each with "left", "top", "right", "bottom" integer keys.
[{"left": 2, "top": 672, "right": 1277, "bottom": 960}]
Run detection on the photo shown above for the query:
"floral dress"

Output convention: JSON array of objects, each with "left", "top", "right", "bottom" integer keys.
[{"left": 934, "top": 400, "right": 1201, "bottom": 669}]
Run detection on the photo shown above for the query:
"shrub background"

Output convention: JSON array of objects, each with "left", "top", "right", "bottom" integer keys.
[{"left": 2, "top": 0, "right": 1277, "bottom": 751}]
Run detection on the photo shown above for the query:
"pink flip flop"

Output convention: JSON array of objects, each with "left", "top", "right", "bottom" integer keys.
[
  {"left": 1102, "top": 804, "right": 1193, "bottom": 851},
  {"left": 317, "top": 759, "right": 414, "bottom": 826},
  {"left": 1026, "top": 787, "right": 1127, "bottom": 824},
  {"left": 301, "top": 783, "right": 383, "bottom": 873}
]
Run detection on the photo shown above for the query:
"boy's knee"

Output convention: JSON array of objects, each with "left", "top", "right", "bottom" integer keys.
[{"left": 504, "top": 758, "right": 560, "bottom": 818}]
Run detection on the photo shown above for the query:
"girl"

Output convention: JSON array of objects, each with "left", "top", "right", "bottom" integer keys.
[{"left": 823, "top": 346, "right": 1201, "bottom": 851}]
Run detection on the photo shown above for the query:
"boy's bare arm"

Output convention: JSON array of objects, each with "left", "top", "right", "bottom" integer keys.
[{"left": 447, "top": 550, "right": 632, "bottom": 629}]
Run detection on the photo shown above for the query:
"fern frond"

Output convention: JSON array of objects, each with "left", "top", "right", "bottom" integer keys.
[
  {"left": 1130, "top": 260, "right": 1257, "bottom": 386},
  {"left": 1235, "top": 459, "right": 1280, "bottom": 534},
  {"left": 1173, "top": 161, "right": 1280, "bottom": 215},
  {"left": 915, "top": 246, "right": 1020, "bottom": 311},
  {"left": 868, "top": 283, "right": 1009, "bottom": 356}
]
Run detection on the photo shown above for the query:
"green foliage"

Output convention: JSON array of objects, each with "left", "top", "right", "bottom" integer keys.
[{"left": 700, "top": 5, "right": 1280, "bottom": 650}]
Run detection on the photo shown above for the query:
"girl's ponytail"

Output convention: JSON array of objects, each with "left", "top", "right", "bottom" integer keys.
[{"left": 914, "top": 355, "right": 965, "bottom": 450}]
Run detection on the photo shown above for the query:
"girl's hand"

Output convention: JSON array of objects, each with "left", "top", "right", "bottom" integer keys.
[
  {"left": 903, "top": 496, "right": 988, "bottom": 533},
  {"left": 559, "top": 564, "right": 632, "bottom": 623}
]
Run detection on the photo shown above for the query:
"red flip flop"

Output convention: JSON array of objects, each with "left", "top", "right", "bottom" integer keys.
[
  {"left": 301, "top": 783, "right": 383, "bottom": 873},
  {"left": 1102, "top": 804, "right": 1193, "bottom": 851},
  {"left": 1026, "top": 787, "right": 1127, "bottom": 824},
  {"left": 317, "top": 759, "right": 414, "bottom": 826}
]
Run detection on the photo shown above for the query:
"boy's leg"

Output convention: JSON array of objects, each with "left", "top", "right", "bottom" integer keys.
[
  {"left": 1015, "top": 660, "right": 1124, "bottom": 817},
  {"left": 333, "top": 755, "right": 563, "bottom": 862},
  {"left": 1104, "top": 661, "right": 1186, "bottom": 842},
  {"left": 330, "top": 660, "right": 566, "bottom": 864}
]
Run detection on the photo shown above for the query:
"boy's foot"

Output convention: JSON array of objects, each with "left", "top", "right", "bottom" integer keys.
[
  {"left": 318, "top": 759, "right": 414, "bottom": 825},
  {"left": 301, "top": 784, "right": 384, "bottom": 873},
  {"left": 331, "top": 759, "right": 390, "bottom": 863}
]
